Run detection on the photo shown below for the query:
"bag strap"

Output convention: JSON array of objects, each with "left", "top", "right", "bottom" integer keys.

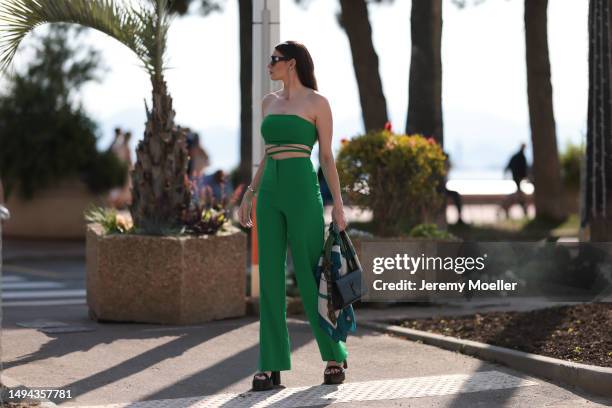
[
  {"left": 340, "top": 230, "right": 363, "bottom": 272},
  {"left": 322, "top": 227, "right": 338, "bottom": 322},
  {"left": 323, "top": 229, "right": 335, "bottom": 264}
]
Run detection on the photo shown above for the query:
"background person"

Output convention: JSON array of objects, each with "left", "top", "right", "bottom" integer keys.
[{"left": 503, "top": 143, "right": 529, "bottom": 216}]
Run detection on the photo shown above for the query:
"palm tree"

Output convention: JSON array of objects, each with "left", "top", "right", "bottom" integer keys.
[
  {"left": 582, "top": 0, "right": 611, "bottom": 241},
  {"left": 337, "top": 0, "right": 389, "bottom": 132},
  {"left": 0, "top": 0, "right": 191, "bottom": 234},
  {"left": 524, "top": 0, "right": 566, "bottom": 221},
  {"left": 406, "top": 0, "right": 443, "bottom": 146}
]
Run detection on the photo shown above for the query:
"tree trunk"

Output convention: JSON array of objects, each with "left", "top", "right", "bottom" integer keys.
[
  {"left": 525, "top": 0, "right": 566, "bottom": 221},
  {"left": 238, "top": 0, "right": 252, "bottom": 187},
  {"left": 406, "top": 0, "right": 443, "bottom": 146},
  {"left": 130, "top": 78, "right": 191, "bottom": 233},
  {"left": 582, "top": 0, "right": 612, "bottom": 241},
  {"left": 338, "top": 0, "right": 388, "bottom": 132}
]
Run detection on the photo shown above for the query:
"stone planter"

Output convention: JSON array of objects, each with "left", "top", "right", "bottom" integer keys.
[
  {"left": 86, "top": 223, "right": 247, "bottom": 325},
  {"left": 3, "top": 179, "right": 107, "bottom": 239}
]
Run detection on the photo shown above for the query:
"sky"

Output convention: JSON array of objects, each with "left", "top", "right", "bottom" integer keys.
[{"left": 8, "top": 0, "right": 588, "bottom": 179}]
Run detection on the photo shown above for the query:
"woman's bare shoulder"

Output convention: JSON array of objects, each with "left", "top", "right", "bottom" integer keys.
[
  {"left": 262, "top": 90, "right": 281, "bottom": 102},
  {"left": 263, "top": 91, "right": 283, "bottom": 101},
  {"left": 261, "top": 92, "right": 281, "bottom": 112},
  {"left": 308, "top": 91, "right": 331, "bottom": 114}
]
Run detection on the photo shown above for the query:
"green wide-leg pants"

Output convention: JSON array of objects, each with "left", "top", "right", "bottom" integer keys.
[{"left": 256, "top": 157, "right": 348, "bottom": 372}]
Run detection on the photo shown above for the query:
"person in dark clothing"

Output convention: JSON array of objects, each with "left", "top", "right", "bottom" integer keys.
[
  {"left": 503, "top": 143, "right": 529, "bottom": 215},
  {"left": 505, "top": 143, "right": 528, "bottom": 192},
  {"left": 198, "top": 169, "right": 234, "bottom": 204},
  {"left": 436, "top": 151, "right": 465, "bottom": 224}
]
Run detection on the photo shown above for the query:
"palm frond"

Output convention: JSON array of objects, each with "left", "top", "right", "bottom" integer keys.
[
  {"left": 0, "top": 0, "right": 172, "bottom": 78},
  {"left": 132, "top": 0, "right": 174, "bottom": 81}
]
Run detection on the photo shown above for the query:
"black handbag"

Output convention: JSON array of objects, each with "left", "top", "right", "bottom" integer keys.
[{"left": 323, "top": 222, "right": 367, "bottom": 310}]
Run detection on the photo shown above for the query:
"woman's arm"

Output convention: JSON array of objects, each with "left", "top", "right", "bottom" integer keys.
[
  {"left": 247, "top": 153, "right": 268, "bottom": 197},
  {"left": 315, "top": 95, "right": 347, "bottom": 230},
  {"left": 247, "top": 95, "right": 275, "bottom": 195},
  {"left": 239, "top": 96, "right": 273, "bottom": 227}
]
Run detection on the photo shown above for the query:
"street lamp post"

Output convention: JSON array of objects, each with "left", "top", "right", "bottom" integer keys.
[
  {"left": 0, "top": 204, "right": 10, "bottom": 367},
  {"left": 251, "top": 0, "right": 280, "bottom": 299}
]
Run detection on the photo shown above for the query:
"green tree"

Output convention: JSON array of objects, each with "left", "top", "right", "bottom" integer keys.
[
  {"left": 165, "top": 0, "right": 223, "bottom": 15},
  {"left": 0, "top": 0, "right": 194, "bottom": 234},
  {"left": 0, "top": 23, "right": 125, "bottom": 200}
]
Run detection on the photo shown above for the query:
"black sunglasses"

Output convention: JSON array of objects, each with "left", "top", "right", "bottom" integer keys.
[{"left": 270, "top": 55, "right": 291, "bottom": 66}]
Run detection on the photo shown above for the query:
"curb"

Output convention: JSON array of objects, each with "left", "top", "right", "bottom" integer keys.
[
  {"left": 2, "top": 251, "right": 85, "bottom": 263},
  {"left": 360, "top": 320, "right": 612, "bottom": 398}
]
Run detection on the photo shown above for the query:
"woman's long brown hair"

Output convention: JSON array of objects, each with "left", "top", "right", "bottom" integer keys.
[{"left": 275, "top": 41, "right": 318, "bottom": 91}]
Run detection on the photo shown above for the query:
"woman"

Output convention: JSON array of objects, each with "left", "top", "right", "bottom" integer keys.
[{"left": 238, "top": 41, "right": 349, "bottom": 391}]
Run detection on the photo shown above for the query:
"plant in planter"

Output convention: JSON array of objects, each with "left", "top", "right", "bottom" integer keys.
[
  {"left": 337, "top": 128, "right": 448, "bottom": 237},
  {"left": 85, "top": 206, "right": 135, "bottom": 235},
  {"left": 0, "top": 0, "right": 247, "bottom": 324},
  {"left": 182, "top": 182, "right": 245, "bottom": 235}
]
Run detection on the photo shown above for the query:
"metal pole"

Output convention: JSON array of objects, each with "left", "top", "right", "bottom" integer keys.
[
  {"left": 0, "top": 204, "right": 10, "bottom": 400},
  {"left": 251, "top": 0, "right": 280, "bottom": 299}
]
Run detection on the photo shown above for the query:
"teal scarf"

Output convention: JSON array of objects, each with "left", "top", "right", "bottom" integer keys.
[{"left": 314, "top": 224, "right": 357, "bottom": 342}]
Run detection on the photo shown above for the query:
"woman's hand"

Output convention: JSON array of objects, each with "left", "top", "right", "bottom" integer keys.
[
  {"left": 239, "top": 192, "right": 254, "bottom": 228},
  {"left": 332, "top": 203, "right": 347, "bottom": 232}
]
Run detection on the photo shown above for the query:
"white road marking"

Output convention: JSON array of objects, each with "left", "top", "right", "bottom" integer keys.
[
  {"left": 72, "top": 371, "right": 538, "bottom": 408},
  {"left": 2, "top": 275, "right": 26, "bottom": 282},
  {"left": 2, "top": 281, "right": 64, "bottom": 289},
  {"left": 2, "top": 299, "right": 87, "bottom": 307},
  {"left": 2, "top": 289, "right": 86, "bottom": 299}
]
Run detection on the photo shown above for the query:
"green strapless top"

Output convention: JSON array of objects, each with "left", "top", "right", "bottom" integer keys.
[{"left": 261, "top": 114, "right": 318, "bottom": 157}]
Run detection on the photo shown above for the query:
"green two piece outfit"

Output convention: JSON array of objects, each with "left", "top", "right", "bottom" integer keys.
[{"left": 256, "top": 114, "right": 348, "bottom": 372}]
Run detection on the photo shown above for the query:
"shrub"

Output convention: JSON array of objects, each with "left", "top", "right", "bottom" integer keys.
[
  {"left": 560, "top": 140, "right": 585, "bottom": 191},
  {"left": 408, "top": 223, "right": 458, "bottom": 239},
  {"left": 0, "top": 24, "right": 126, "bottom": 201},
  {"left": 336, "top": 129, "right": 447, "bottom": 236}
]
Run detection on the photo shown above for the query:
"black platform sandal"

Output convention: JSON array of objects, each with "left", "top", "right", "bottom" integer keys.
[
  {"left": 323, "top": 360, "right": 347, "bottom": 385},
  {"left": 252, "top": 370, "right": 281, "bottom": 391}
]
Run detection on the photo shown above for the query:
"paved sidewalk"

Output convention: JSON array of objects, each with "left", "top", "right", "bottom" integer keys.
[
  {"left": 2, "top": 303, "right": 611, "bottom": 407},
  {"left": 0, "top": 212, "right": 600, "bottom": 408}
]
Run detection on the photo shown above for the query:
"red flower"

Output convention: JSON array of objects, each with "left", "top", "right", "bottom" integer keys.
[{"left": 384, "top": 121, "right": 393, "bottom": 131}]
